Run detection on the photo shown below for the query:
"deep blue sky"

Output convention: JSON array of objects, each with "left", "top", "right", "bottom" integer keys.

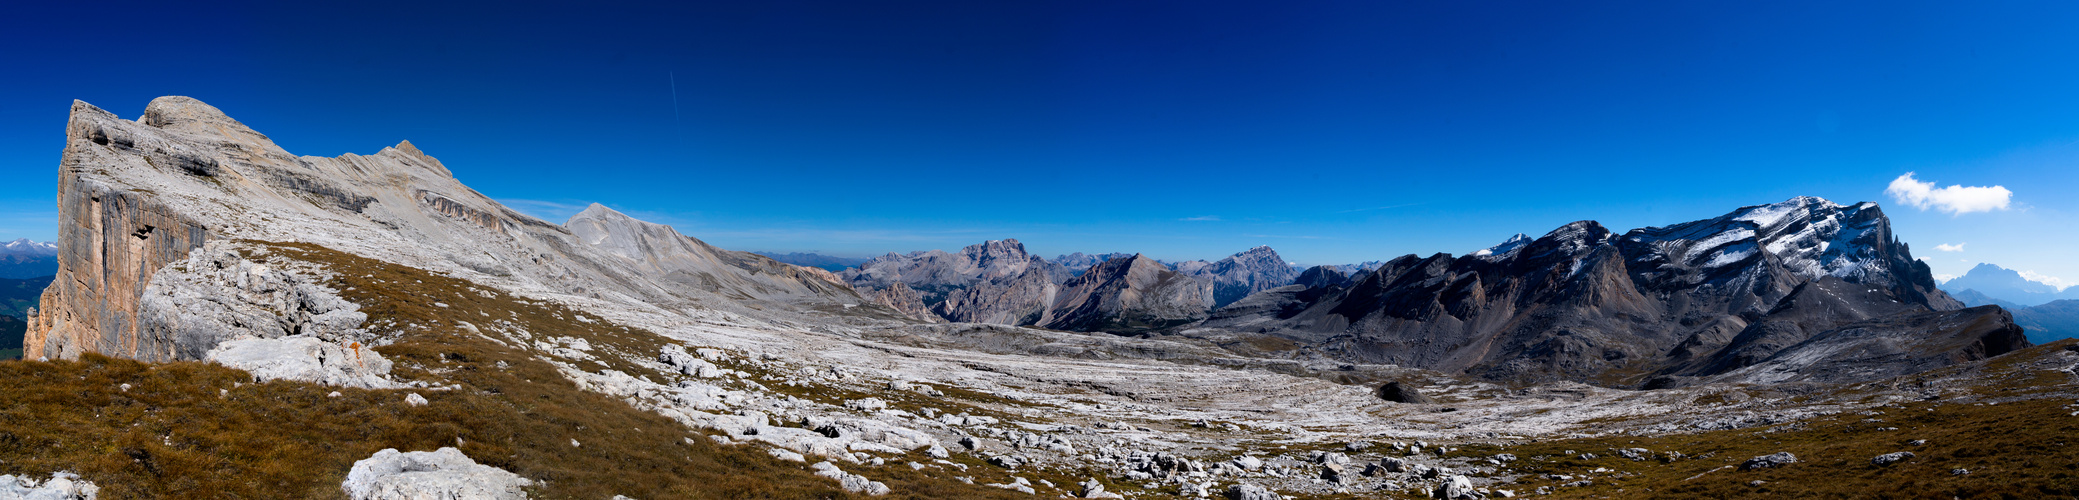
[{"left": 3, "top": 1, "right": 2075, "bottom": 285}]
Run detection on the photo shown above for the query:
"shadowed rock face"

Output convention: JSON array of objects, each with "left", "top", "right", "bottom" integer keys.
[
  {"left": 1294, "top": 266, "right": 1351, "bottom": 290},
  {"left": 1374, "top": 381, "right": 1435, "bottom": 404},
  {"left": 1721, "top": 305, "right": 2029, "bottom": 385},
  {"left": 1050, "top": 252, "right": 1133, "bottom": 277},
  {"left": 1042, "top": 255, "right": 1211, "bottom": 334},
  {"left": 1202, "top": 197, "right": 1999, "bottom": 386}
]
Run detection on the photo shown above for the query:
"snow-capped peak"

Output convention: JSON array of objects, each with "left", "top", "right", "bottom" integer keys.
[
  {"left": 1471, "top": 234, "right": 1532, "bottom": 259},
  {"left": 1730, "top": 196, "right": 1841, "bottom": 228},
  {"left": 1624, "top": 196, "right": 1895, "bottom": 284},
  {"left": 2, "top": 239, "right": 57, "bottom": 255}
]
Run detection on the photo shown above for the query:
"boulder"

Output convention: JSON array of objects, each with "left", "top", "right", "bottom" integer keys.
[
  {"left": 342, "top": 448, "right": 530, "bottom": 500},
  {"left": 206, "top": 336, "right": 399, "bottom": 389},
  {"left": 810, "top": 462, "right": 890, "bottom": 496},
  {"left": 1434, "top": 475, "right": 1479, "bottom": 499},
  {"left": 1225, "top": 483, "right": 1277, "bottom": 500},
  {"left": 1870, "top": 452, "right": 1915, "bottom": 466},
  {"left": 1232, "top": 456, "right": 1263, "bottom": 471},
  {"left": 1079, "top": 478, "right": 1123, "bottom": 499},
  {"left": 1380, "top": 456, "right": 1408, "bottom": 473},
  {"left": 1740, "top": 452, "right": 1798, "bottom": 471},
  {"left": 1376, "top": 381, "right": 1435, "bottom": 404}
]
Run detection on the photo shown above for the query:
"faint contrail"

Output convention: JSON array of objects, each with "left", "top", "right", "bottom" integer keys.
[{"left": 669, "top": 71, "right": 682, "bottom": 125}]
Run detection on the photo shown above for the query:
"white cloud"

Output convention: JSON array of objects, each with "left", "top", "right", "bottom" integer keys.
[
  {"left": 1179, "top": 216, "right": 1222, "bottom": 222},
  {"left": 1934, "top": 243, "right": 1966, "bottom": 252},
  {"left": 1934, "top": 274, "right": 1956, "bottom": 283},
  {"left": 2018, "top": 270, "right": 2073, "bottom": 291},
  {"left": 1885, "top": 172, "right": 2012, "bottom": 215}
]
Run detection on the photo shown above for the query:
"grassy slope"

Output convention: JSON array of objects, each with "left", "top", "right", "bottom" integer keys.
[
  {"left": 1452, "top": 341, "right": 2079, "bottom": 499},
  {"left": 0, "top": 241, "right": 1028, "bottom": 499}
]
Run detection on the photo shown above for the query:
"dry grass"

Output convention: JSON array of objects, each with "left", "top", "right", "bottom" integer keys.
[
  {"left": 0, "top": 241, "right": 1031, "bottom": 499},
  {"left": 1474, "top": 341, "right": 2079, "bottom": 499}
]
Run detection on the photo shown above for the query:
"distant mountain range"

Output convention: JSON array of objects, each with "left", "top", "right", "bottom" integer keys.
[
  {"left": 1940, "top": 263, "right": 2079, "bottom": 307},
  {"left": 752, "top": 252, "right": 871, "bottom": 272},
  {"left": 824, "top": 196, "right": 2035, "bottom": 386},
  {"left": 0, "top": 239, "right": 58, "bottom": 279},
  {"left": 0, "top": 275, "right": 49, "bottom": 359},
  {"left": 1199, "top": 196, "right": 2019, "bottom": 386},
  {"left": 2012, "top": 300, "right": 2079, "bottom": 343},
  {"left": 1939, "top": 263, "right": 2078, "bottom": 342}
]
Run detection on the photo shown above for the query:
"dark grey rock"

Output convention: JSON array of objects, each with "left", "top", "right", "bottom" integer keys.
[
  {"left": 1377, "top": 381, "right": 1436, "bottom": 404},
  {"left": 1740, "top": 452, "right": 1798, "bottom": 471}
]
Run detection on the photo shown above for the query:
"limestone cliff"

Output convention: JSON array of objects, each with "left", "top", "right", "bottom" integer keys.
[{"left": 28, "top": 101, "right": 212, "bottom": 360}]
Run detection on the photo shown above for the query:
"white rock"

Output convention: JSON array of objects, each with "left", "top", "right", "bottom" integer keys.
[
  {"left": 1435, "top": 475, "right": 1478, "bottom": 500},
  {"left": 342, "top": 448, "right": 530, "bottom": 500},
  {"left": 206, "top": 337, "right": 400, "bottom": 389},
  {"left": 403, "top": 393, "right": 428, "bottom": 407},
  {"left": 0, "top": 472, "right": 99, "bottom": 500},
  {"left": 768, "top": 448, "right": 807, "bottom": 462},
  {"left": 1232, "top": 456, "right": 1263, "bottom": 471},
  {"left": 1224, "top": 483, "right": 1276, "bottom": 500},
  {"left": 809, "top": 462, "right": 889, "bottom": 495}
]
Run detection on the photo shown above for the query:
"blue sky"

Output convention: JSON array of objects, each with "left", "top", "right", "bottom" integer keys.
[{"left": 2, "top": 1, "right": 2075, "bottom": 286}]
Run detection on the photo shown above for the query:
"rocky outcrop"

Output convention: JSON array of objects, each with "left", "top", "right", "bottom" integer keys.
[
  {"left": 1042, "top": 255, "right": 1211, "bottom": 334},
  {"left": 864, "top": 282, "right": 939, "bottom": 322},
  {"left": 0, "top": 472, "right": 99, "bottom": 499},
  {"left": 207, "top": 336, "right": 398, "bottom": 389},
  {"left": 342, "top": 447, "right": 531, "bottom": 500},
  {"left": 134, "top": 242, "right": 375, "bottom": 361},
  {"left": 810, "top": 461, "right": 891, "bottom": 496}
]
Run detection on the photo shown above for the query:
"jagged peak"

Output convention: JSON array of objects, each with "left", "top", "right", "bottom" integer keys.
[
  {"left": 962, "top": 238, "right": 1028, "bottom": 254},
  {"left": 1541, "top": 220, "right": 1611, "bottom": 242}
]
